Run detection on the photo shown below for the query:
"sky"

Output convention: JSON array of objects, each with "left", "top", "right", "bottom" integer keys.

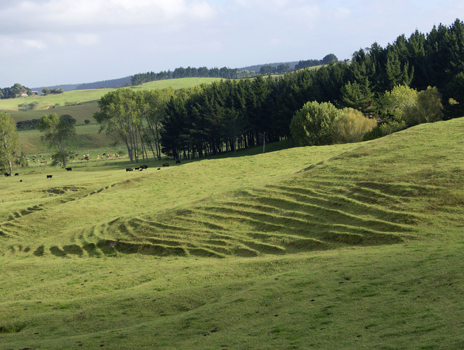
[{"left": 0, "top": 0, "right": 462, "bottom": 88}]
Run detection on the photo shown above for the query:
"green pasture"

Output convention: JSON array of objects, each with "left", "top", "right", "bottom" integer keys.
[
  {"left": 9, "top": 101, "right": 99, "bottom": 126},
  {"left": 1, "top": 78, "right": 224, "bottom": 113},
  {"left": 5, "top": 78, "right": 225, "bottom": 134},
  {"left": 1, "top": 118, "right": 464, "bottom": 349},
  {"left": 18, "top": 124, "right": 118, "bottom": 155}
]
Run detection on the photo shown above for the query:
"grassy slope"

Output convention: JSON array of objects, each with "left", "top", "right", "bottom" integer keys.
[
  {"left": 1, "top": 118, "right": 464, "bottom": 349},
  {"left": 18, "top": 124, "right": 119, "bottom": 155},
  {"left": 1, "top": 78, "right": 224, "bottom": 113},
  {"left": 8, "top": 77, "right": 224, "bottom": 155}
]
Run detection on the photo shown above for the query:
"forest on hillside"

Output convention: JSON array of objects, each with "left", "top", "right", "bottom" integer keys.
[
  {"left": 92, "top": 19, "right": 464, "bottom": 164},
  {"left": 2, "top": 20, "right": 464, "bottom": 171}
]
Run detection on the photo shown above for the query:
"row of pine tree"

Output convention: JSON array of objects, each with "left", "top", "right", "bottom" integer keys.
[{"left": 158, "top": 19, "right": 464, "bottom": 159}]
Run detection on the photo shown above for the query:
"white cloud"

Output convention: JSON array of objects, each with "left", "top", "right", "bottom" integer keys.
[
  {"left": 0, "top": 0, "right": 218, "bottom": 32},
  {"left": 1, "top": 0, "right": 463, "bottom": 87},
  {"left": 334, "top": 7, "right": 352, "bottom": 20},
  {"left": 22, "top": 39, "right": 47, "bottom": 49},
  {"left": 75, "top": 33, "right": 99, "bottom": 46}
]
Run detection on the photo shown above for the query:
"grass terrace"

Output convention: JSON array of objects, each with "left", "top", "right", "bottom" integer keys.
[{"left": 1, "top": 118, "right": 464, "bottom": 349}]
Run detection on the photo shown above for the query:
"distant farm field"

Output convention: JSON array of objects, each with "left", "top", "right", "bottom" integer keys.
[
  {"left": 3, "top": 77, "right": 225, "bottom": 132},
  {"left": 18, "top": 124, "right": 117, "bottom": 155},
  {"left": 1, "top": 118, "right": 464, "bottom": 349},
  {"left": 6, "top": 77, "right": 226, "bottom": 154},
  {"left": 0, "top": 78, "right": 224, "bottom": 113}
]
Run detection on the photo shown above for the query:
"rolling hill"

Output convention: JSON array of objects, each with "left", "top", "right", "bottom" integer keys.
[{"left": 1, "top": 117, "right": 464, "bottom": 349}]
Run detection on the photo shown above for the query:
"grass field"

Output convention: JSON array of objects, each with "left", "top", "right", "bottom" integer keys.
[
  {"left": 18, "top": 124, "right": 120, "bottom": 155},
  {"left": 0, "top": 78, "right": 224, "bottom": 113},
  {"left": 7, "top": 77, "right": 225, "bottom": 155},
  {"left": 1, "top": 118, "right": 464, "bottom": 349},
  {"left": 3, "top": 77, "right": 224, "bottom": 134}
]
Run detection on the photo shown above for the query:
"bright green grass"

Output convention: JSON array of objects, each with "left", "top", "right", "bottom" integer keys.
[
  {"left": 17, "top": 124, "right": 117, "bottom": 155},
  {"left": 1, "top": 78, "right": 224, "bottom": 113},
  {"left": 1, "top": 118, "right": 464, "bottom": 349},
  {"left": 9, "top": 101, "right": 99, "bottom": 125},
  {"left": 0, "top": 78, "right": 221, "bottom": 131}
]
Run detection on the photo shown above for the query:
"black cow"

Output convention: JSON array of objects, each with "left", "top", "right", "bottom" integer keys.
[
  {"left": 126, "top": 168, "right": 133, "bottom": 172},
  {"left": 4, "top": 173, "right": 11, "bottom": 177},
  {"left": 157, "top": 168, "right": 161, "bottom": 170},
  {"left": 135, "top": 167, "right": 139, "bottom": 170},
  {"left": 176, "top": 160, "right": 181, "bottom": 164},
  {"left": 163, "top": 163, "right": 169, "bottom": 167},
  {"left": 66, "top": 168, "right": 72, "bottom": 171},
  {"left": 14, "top": 173, "right": 19, "bottom": 176},
  {"left": 20, "top": 180, "right": 23, "bottom": 182},
  {"left": 140, "top": 165, "right": 148, "bottom": 169},
  {"left": 47, "top": 175, "right": 52, "bottom": 179}
]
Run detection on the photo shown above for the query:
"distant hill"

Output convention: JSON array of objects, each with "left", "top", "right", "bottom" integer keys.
[
  {"left": 31, "top": 56, "right": 332, "bottom": 92},
  {"left": 75, "top": 76, "right": 132, "bottom": 90},
  {"left": 33, "top": 76, "right": 132, "bottom": 93},
  {"left": 238, "top": 61, "right": 299, "bottom": 73},
  {"left": 32, "top": 83, "right": 81, "bottom": 92}
]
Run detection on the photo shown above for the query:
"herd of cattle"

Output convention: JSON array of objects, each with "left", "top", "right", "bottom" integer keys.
[{"left": 4, "top": 161, "right": 181, "bottom": 179}]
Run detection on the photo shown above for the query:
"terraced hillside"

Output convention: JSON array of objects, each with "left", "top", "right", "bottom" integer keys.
[
  {"left": 4, "top": 118, "right": 463, "bottom": 260},
  {"left": 2, "top": 118, "right": 464, "bottom": 350}
]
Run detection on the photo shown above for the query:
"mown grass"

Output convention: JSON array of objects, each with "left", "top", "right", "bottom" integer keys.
[{"left": 1, "top": 118, "right": 464, "bottom": 349}]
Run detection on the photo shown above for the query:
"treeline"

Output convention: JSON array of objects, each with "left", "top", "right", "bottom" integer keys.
[
  {"left": 75, "top": 76, "right": 132, "bottom": 90},
  {"left": 16, "top": 115, "right": 76, "bottom": 131},
  {"left": 41, "top": 88, "right": 63, "bottom": 95},
  {"left": 131, "top": 67, "right": 240, "bottom": 85},
  {"left": 131, "top": 56, "right": 339, "bottom": 86},
  {"left": 95, "top": 19, "right": 464, "bottom": 162},
  {"left": 159, "top": 16, "right": 464, "bottom": 159},
  {"left": 294, "top": 54, "right": 339, "bottom": 70},
  {"left": 16, "top": 119, "right": 40, "bottom": 130},
  {"left": 258, "top": 63, "right": 292, "bottom": 75},
  {"left": 0, "top": 83, "right": 32, "bottom": 99}
]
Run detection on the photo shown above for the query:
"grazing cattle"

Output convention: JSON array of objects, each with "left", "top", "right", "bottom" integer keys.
[
  {"left": 140, "top": 165, "right": 148, "bottom": 169},
  {"left": 163, "top": 163, "right": 169, "bottom": 167},
  {"left": 14, "top": 173, "right": 19, "bottom": 176},
  {"left": 126, "top": 168, "right": 133, "bottom": 172},
  {"left": 157, "top": 168, "right": 161, "bottom": 170},
  {"left": 4, "top": 173, "right": 10, "bottom": 177},
  {"left": 176, "top": 160, "right": 181, "bottom": 164},
  {"left": 66, "top": 168, "right": 72, "bottom": 171},
  {"left": 135, "top": 167, "right": 139, "bottom": 170},
  {"left": 47, "top": 175, "right": 52, "bottom": 179},
  {"left": 20, "top": 180, "right": 23, "bottom": 182}
]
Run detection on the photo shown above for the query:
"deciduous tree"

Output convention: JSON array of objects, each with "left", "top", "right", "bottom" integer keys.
[
  {"left": 289, "top": 101, "right": 339, "bottom": 146},
  {"left": 94, "top": 89, "right": 141, "bottom": 163},
  {"left": 37, "top": 113, "right": 76, "bottom": 167},
  {"left": 0, "top": 112, "right": 22, "bottom": 175},
  {"left": 333, "top": 108, "right": 377, "bottom": 143}
]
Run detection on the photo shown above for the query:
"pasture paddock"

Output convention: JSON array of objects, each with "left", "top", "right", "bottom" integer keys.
[{"left": 1, "top": 118, "right": 464, "bottom": 349}]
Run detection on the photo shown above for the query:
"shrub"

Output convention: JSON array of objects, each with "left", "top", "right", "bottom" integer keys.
[
  {"left": 18, "top": 101, "right": 39, "bottom": 111},
  {"left": 403, "top": 86, "right": 443, "bottom": 126},
  {"left": 379, "top": 85, "right": 417, "bottom": 123},
  {"left": 61, "top": 114, "right": 76, "bottom": 125},
  {"left": 333, "top": 108, "right": 377, "bottom": 144},
  {"left": 362, "top": 121, "right": 407, "bottom": 141},
  {"left": 290, "top": 101, "right": 339, "bottom": 146}
]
